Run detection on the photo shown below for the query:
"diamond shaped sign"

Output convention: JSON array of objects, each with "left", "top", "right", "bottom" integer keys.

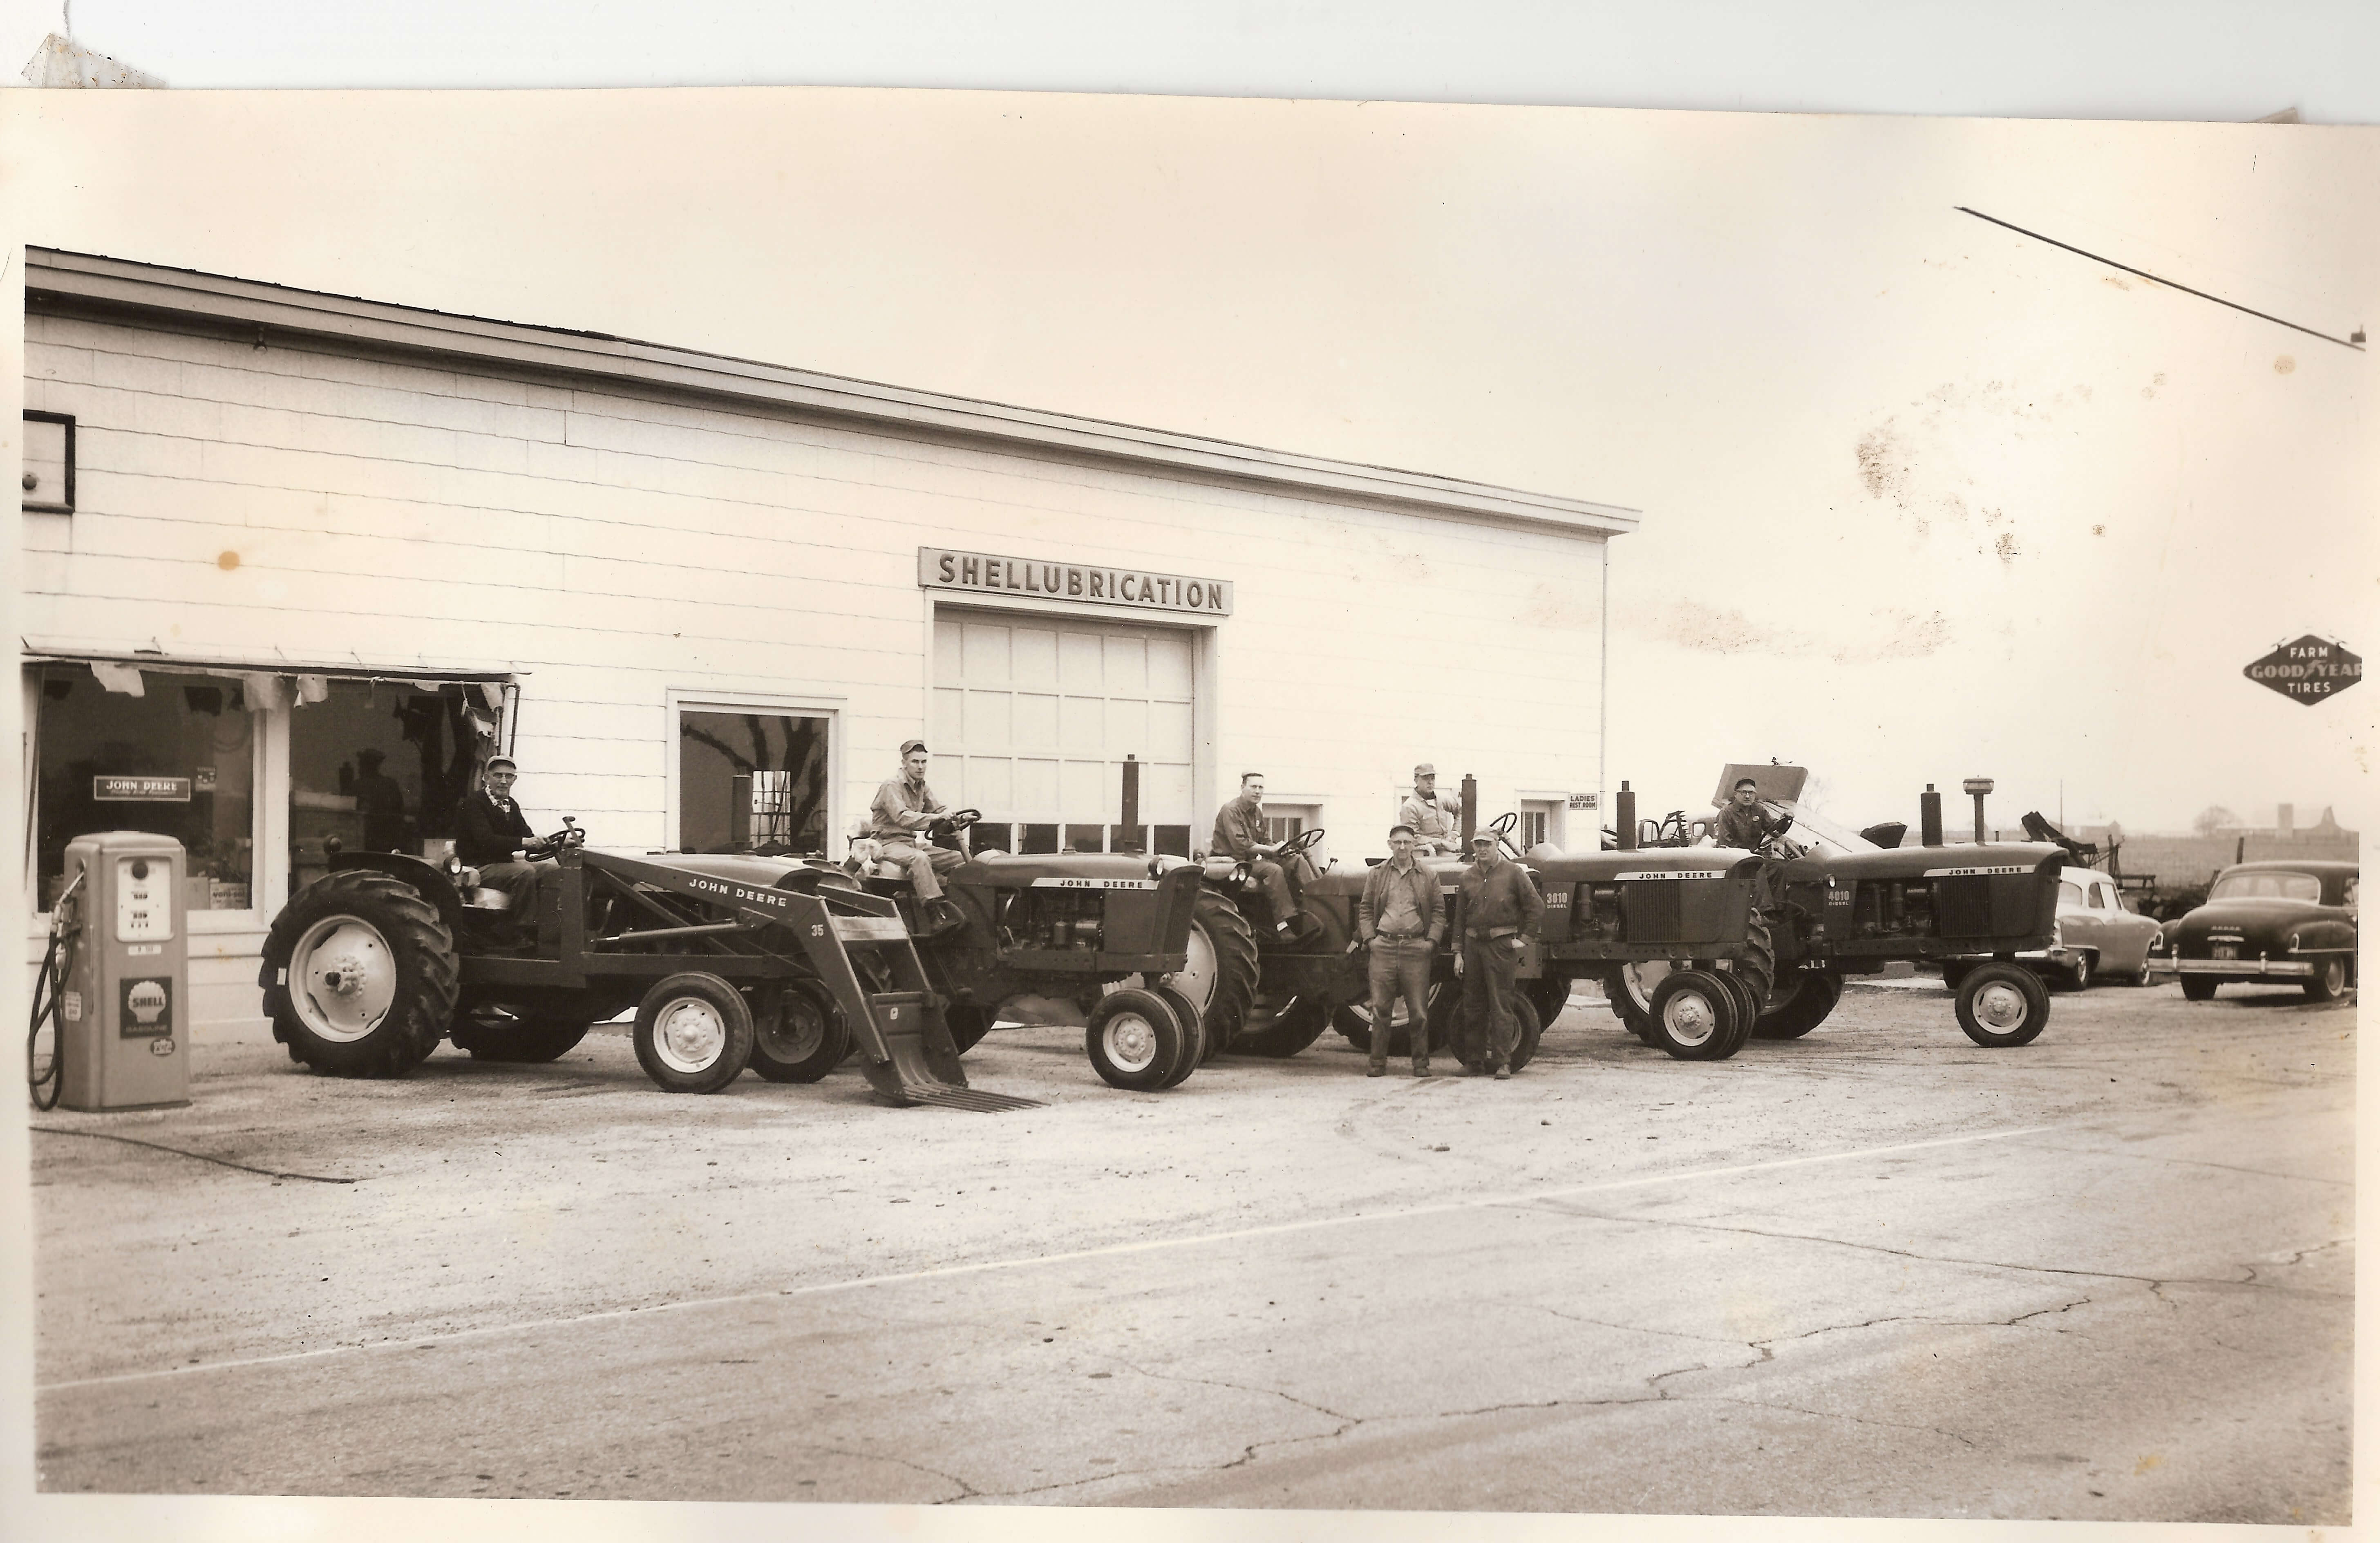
[{"left": 2243, "top": 635, "right": 2361, "bottom": 705}]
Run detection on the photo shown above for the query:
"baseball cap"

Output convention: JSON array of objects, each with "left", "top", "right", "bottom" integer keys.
[
  {"left": 1414, "top": 763, "right": 1436, "bottom": 777},
  {"left": 485, "top": 755, "right": 517, "bottom": 772},
  {"left": 1470, "top": 829, "right": 1497, "bottom": 845},
  {"left": 899, "top": 739, "right": 928, "bottom": 756}
]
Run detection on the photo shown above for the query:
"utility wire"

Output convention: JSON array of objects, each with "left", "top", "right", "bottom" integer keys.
[{"left": 1957, "top": 206, "right": 2365, "bottom": 352}]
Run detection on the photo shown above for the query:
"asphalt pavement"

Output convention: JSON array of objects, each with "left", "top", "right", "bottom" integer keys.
[{"left": 29, "top": 976, "right": 2355, "bottom": 1523}]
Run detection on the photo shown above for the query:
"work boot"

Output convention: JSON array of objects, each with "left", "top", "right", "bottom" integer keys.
[
  {"left": 1492, "top": 1063, "right": 1512, "bottom": 1080},
  {"left": 1412, "top": 1060, "right": 1431, "bottom": 1078},
  {"left": 914, "top": 899, "right": 965, "bottom": 939},
  {"left": 1367, "top": 1061, "right": 1386, "bottom": 1077}
]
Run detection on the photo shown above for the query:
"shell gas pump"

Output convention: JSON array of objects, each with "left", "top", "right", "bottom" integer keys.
[{"left": 28, "top": 832, "right": 191, "bottom": 1112}]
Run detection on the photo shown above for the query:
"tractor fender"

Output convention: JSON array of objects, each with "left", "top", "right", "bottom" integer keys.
[{"left": 327, "top": 850, "right": 468, "bottom": 941}]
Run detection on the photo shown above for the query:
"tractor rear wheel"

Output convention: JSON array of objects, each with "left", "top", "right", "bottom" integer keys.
[
  {"left": 1506, "top": 994, "right": 1546, "bottom": 1073},
  {"left": 1229, "top": 995, "right": 1332, "bottom": 1058},
  {"left": 747, "top": 979, "right": 850, "bottom": 1083},
  {"left": 1605, "top": 961, "right": 1667, "bottom": 1042},
  {"left": 1523, "top": 973, "right": 1572, "bottom": 1029},
  {"left": 945, "top": 1004, "right": 995, "bottom": 1053},
  {"left": 262, "top": 870, "right": 459, "bottom": 1078},
  {"left": 1085, "top": 988, "right": 1190, "bottom": 1092},
  {"left": 1954, "top": 963, "right": 2050, "bottom": 1047},
  {"left": 633, "top": 973, "right": 754, "bottom": 1094},
  {"left": 1334, "top": 980, "right": 1452, "bottom": 1056},
  {"left": 1752, "top": 970, "right": 1844, "bottom": 1040}
]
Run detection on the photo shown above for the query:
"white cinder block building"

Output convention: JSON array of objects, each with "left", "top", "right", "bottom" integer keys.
[{"left": 18, "top": 249, "right": 1637, "bottom": 1034}]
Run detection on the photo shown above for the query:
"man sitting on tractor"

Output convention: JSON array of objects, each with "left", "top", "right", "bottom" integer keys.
[
  {"left": 1212, "top": 772, "right": 1320, "bottom": 941},
  {"left": 867, "top": 739, "right": 970, "bottom": 939},
  {"left": 1398, "top": 762, "right": 1463, "bottom": 855},
  {"left": 1715, "top": 776, "right": 1792, "bottom": 850},
  {"left": 453, "top": 755, "right": 553, "bottom": 935}
]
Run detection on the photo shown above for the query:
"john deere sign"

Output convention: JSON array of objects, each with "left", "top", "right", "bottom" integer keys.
[{"left": 2244, "top": 635, "right": 2361, "bottom": 705}]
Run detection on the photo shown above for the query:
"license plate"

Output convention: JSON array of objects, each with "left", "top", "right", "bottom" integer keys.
[{"left": 2212, "top": 944, "right": 2238, "bottom": 961}]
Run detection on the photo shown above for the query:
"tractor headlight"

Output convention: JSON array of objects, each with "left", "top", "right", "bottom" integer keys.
[{"left": 460, "top": 865, "right": 481, "bottom": 888}]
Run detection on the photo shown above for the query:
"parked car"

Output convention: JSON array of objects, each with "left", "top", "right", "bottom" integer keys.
[
  {"left": 1944, "top": 865, "right": 2163, "bottom": 991},
  {"left": 2152, "top": 859, "right": 2359, "bottom": 1001}
]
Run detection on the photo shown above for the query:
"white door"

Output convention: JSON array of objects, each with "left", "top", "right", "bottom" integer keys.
[{"left": 931, "top": 609, "right": 1197, "bottom": 854}]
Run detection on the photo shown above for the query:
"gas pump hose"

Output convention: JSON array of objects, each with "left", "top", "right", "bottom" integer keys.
[{"left": 26, "top": 873, "right": 83, "bottom": 1112}]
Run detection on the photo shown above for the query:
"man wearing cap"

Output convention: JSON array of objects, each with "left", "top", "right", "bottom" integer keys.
[
  {"left": 868, "top": 740, "right": 969, "bottom": 938},
  {"left": 454, "top": 756, "right": 548, "bottom": 932},
  {"left": 1398, "top": 764, "right": 1463, "bottom": 855},
  {"left": 1715, "top": 777, "right": 1791, "bottom": 850},
  {"left": 1211, "top": 772, "right": 1317, "bottom": 941},
  {"left": 1354, "top": 823, "right": 1443, "bottom": 1077},
  {"left": 352, "top": 748, "right": 409, "bottom": 852},
  {"left": 1453, "top": 827, "right": 1543, "bottom": 1078}
]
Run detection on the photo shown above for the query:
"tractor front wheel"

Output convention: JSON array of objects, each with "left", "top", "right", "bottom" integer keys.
[
  {"left": 1954, "top": 963, "right": 2050, "bottom": 1047},
  {"left": 1644, "top": 969, "right": 1744, "bottom": 1061},
  {"left": 633, "top": 973, "right": 754, "bottom": 1094},
  {"left": 747, "top": 979, "right": 851, "bottom": 1083},
  {"left": 262, "top": 870, "right": 458, "bottom": 1078},
  {"left": 1229, "top": 995, "right": 1332, "bottom": 1058},
  {"left": 1085, "top": 988, "right": 1190, "bottom": 1092}
]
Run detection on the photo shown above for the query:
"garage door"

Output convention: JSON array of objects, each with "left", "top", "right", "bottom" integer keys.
[{"left": 931, "top": 609, "right": 1197, "bottom": 855}]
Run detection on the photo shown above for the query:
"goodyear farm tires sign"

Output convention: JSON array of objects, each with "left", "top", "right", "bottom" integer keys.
[{"left": 2244, "top": 635, "right": 2361, "bottom": 705}]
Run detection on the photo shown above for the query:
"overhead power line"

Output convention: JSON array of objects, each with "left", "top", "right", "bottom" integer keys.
[{"left": 1956, "top": 206, "right": 2365, "bottom": 352}]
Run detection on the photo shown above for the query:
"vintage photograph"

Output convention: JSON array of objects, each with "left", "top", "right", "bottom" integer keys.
[{"left": 4, "top": 46, "right": 2370, "bottom": 1541}]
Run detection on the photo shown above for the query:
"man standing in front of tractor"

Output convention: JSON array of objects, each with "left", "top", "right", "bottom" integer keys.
[
  {"left": 454, "top": 755, "right": 547, "bottom": 932},
  {"left": 1715, "top": 776, "right": 1790, "bottom": 850},
  {"left": 868, "top": 739, "right": 970, "bottom": 939},
  {"left": 1398, "top": 763, "right": 1462, "bottom": 855},
  {"left": 1212, "top": 772, "right": 1317, "bottom": 941},
  {"left": 1454, "top": 827, "right": 1542, "bottom": 1078},
  {"left": 1356, "top": 823, "right": 1443, "bottom": 1077}
]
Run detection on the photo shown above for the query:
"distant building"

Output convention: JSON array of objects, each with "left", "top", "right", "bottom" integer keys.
[{"left": 2065, "top": 805, "right": 2358, "bottom": 891}]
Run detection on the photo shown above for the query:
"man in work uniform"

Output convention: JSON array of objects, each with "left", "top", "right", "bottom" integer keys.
[
  {"left": 1397, "top": 763, "right": 1463, "bottom": 854},
  {"left": 1354, "top": 823, "right": 1443, "bottom": 1078},
  {"left": 1454, "top": 827, "right": 1543, "bottom": 1078},
  {"left": 453, "top": 755, "right": 548, "bottom": 936},
  {"left": 868, "top": 740, "right": 970, "bottom": 938},
  {"left": 1714, "top": 776, "right": 1792, "bottom": 850},
  {"left": 1211, "top": 772, "right": 1317, "bottom": 941}
]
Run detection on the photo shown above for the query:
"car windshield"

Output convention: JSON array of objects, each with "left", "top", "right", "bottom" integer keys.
[{"left": 2209, "top": 870, "right": 2322, "bottom": 903}]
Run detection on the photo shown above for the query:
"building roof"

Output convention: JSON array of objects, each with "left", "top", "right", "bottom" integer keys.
[{"left": 25, "top": 247, "right": 1640, "bottom": 540}]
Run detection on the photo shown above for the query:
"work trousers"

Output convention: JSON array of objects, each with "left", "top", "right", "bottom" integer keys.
[
  {"left": 476, "top": 859, "right": 554, "bottom": 942},
  {"left": 879, "top": 839, "right": 967, "bottom": 901},
  {"left": 1459, "top": 933, "right": 1523, "bottom": 1071},
  {"left": 1248, "top": 858, "right": 1299, "bottom": 928},
  {"left": 1364, "top": 935, "right": 1435, "bottom": 1067}
]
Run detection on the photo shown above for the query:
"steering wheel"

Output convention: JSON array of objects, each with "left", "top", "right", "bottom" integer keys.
[
  {"left": 523, "top": 816, "right": 586, "bottom": 860},
  {"left": 1482, "top": 810, "right": 1528, "bottom": 857},
  {"left": 927, "top": 807, "right": 982, "bottom": 838},
  {"left": 1274, "top": 826, "right": 1325, "bottom": 861}
]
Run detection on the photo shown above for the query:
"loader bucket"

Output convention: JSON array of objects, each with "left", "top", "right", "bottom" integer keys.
[
  {"left": 854, "top": 986, "right": 1042, "bottom": 1112},
  {"left": 805, "top": 908, "right": 1046, "bottom": 1111}
]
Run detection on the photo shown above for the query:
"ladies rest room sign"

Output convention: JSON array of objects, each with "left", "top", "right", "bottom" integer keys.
[{"left": 919, "top": 548, "right": 1233, "bottom": 616}]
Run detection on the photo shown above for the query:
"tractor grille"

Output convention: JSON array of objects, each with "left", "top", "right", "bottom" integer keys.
[
  {"left": 1621, "top": 881, "right": 1683, "bottom": 944},
  {"left": 1934, "top": 877, "right": 1992, "bottom": 938},
  {"left": 892, "top": 1085, "right": 1047, "bottom": 1112}
]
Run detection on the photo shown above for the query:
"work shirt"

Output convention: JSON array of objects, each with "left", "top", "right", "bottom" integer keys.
[
  {"left": 1211, "top": 793, "right": 1271, "bottom": 860},
  {"left": 1458, "top": 852, "right": 1544, "bottom": 939},
  {"left": 1715, "top": 803, "right": 1781, "bottom": 849},
  {"left": 868, "top": 776, "right": 948, "bottom": 842},
  {"left": 1398, "top": 787, "right": 1462, "bottom": 845},
  {"left": 1358, "top": 856, "right": 1443, "bottom": 944}
]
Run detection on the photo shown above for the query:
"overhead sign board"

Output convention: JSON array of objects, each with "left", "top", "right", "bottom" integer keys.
[
  {"left": 919, "top": 548, "right": 1232, "bottom": 616},
  {"left": 2244, "top": 635, "right": 2360, "bottom": 705},
  {"left": 94, "top": 776, "right": 192, "bottom": 802}
]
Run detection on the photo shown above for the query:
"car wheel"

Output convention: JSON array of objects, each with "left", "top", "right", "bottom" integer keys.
[
  {"left": 261, "top": 870, "right": 459, "bottom": 1078},
  {"left": 1644, "top": 969, "right": 1742, "bottom": 1061},
  {"left": 747, "top": 979, "right": 852, "bottom": 1083},
  {"left": 2303, "top": 956, "right": 2349, "bottom": 1002},
  {"left": 2181, "top": 976, "right": 2218, "bottom": 1002},
  {"left": 633, "top": 973, "right": 755, "bottom": 1094},
  {"left": 1085, "top": 987, "right": 1190, "bottom": 1092},
  {"left": 2125, "top": 960, "right": 2154, "bottom": 987},
  {"left": 2061, "top": 952, "right": 2094, "bottom": 993},
  {"left": 1954, "top": 963, "right": 2050, "bottom": 1048}
]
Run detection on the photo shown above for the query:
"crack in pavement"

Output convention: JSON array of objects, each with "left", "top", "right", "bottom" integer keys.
[
  {"left": 1515, "top": 1198, "right": 2351, "bottom": 1301},
  {"left": 2015, "top": 1141, "right": 2351, "bottom": 1188},
  {"left": 805, "top": 1445, "right": 980, "bottom": 1502}
]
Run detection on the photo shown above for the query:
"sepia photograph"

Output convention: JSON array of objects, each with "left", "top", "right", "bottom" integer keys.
[{"left": 2, "top": 7, "right": 2373, "bottom": 1540}]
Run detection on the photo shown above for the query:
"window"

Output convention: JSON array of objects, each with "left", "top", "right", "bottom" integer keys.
[
  {"left": 2088, "top": 881, "right": 2112, "bottom": 909},
  {"left": 1263, "top": 814, "right": 1305, "bottom": 844},
  {"left": 35, "top": 664, "right": 254, "bottom": 911},
  {"left": 22, "top": 410, "right": 74, "bottom": 514},
  {"left": 288, "top": 679, "right": 498, "bottom": 894},
  {"left": 679, "top": 709, "right": 830, "bottom": 855},
  {"left": 2210, "top": 870, "right": 2322, "bottom": 903},
  {"left": 2057, "top": 880, "right": 2083, "bottom": 908},
  {"left": 1519, "top": 798, "right": 1564, "bottom": 852}
]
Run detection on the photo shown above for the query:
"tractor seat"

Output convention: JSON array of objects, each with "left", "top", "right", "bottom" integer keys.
[
  {"left": 869, "top": 861, "right": 910, "bottom": 880},
  {"left": 1200, "top": 856, "right": 1243, "bottom": 882},
  {"left": 462, "top": 888, "right": 512, "bottom": 912}
]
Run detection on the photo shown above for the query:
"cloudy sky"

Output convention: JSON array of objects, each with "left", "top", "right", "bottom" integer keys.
[{"left": 2, "top": 74, "right": 2371, "bottom": 835}]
